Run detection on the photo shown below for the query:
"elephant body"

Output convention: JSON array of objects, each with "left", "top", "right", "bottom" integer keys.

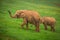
[
  {"left": 41, "top": 17, "right": 56, "bottom": 32},
  {"left": 8, "top": 10, "right": 41, "bottom": 32}
]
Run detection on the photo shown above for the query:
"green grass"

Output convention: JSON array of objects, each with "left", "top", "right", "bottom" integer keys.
[{"left": 0, "top": 0, "right": 60, "bottom": 40}]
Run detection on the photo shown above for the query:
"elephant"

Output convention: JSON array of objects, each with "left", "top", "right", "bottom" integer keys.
[
  {"left": 8, "top": 10, "right": 41, "bottom": 32},
  {"left": 41, "top": 17, "right": 56, "bottom": 32}
]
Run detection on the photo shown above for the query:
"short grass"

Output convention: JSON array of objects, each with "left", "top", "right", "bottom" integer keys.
[{"left": 0, "top": 0, "right": 60, "bottom": 40}]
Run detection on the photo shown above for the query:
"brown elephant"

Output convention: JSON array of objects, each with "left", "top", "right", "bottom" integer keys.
[
  {"left": 41, "top": 17, "right": 56, "bottom": 32},
  {"left": 8, "top": 10, "right": 41, "bottom": 32}
]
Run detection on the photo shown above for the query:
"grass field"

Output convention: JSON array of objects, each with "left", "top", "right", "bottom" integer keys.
[{"left": 0, "top": 0, "right": 60, "bottom": 40}]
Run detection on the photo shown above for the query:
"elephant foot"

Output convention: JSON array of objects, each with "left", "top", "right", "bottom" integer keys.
[
  {"left": 45, "top": 27, "right": 48, "bottom": 30},
  {"left": 53, "top": 28, "right": 55, "bottom": 32},
  {"left": 52, "top": 30, "right": 55, "bottom": 32},
  {"left": 21, "top": 25, "right": 24, "bottom": 29},
  {"left": 26, "top": 27, "right": 29, "bottom": 30},
  {"left": 45, "top": 28, "right": 48, "bottom": 30},
  {"left": 21, "top": 27, "right": 24, "bottom": 29},
  {"left": 36, "top": 30, "right": 40, "bottom": 32},
  {"left": 36, "top": 29, "right": 40, "bottom": 32},
  {"left": 51, "top": 29, "right": 55, "bottom": 32}
]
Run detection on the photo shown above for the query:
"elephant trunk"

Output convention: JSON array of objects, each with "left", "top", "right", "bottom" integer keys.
[{"left": 8, "top": 10, "right": 16, "bottom": 18}]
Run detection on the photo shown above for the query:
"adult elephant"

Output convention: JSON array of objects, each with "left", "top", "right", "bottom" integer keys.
[{"left": 8, "top": 10, "right": 41, "bottom": 32}]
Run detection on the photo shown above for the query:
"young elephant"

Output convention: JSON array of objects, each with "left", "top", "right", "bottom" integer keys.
[
  {"left": 41, "top": 17, "right": 56, "bottom": 32},
  {"left": 8, "top": 10, "right": 41, "bottom": 32}
]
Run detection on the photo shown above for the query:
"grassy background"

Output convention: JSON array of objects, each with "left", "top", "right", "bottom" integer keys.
[{"left": 0, "top": 0, "right": 60, "bottom": 40}]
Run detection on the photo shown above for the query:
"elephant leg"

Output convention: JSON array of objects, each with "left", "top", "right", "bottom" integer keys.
[
  {"left": 35, "top": 23, "right": 40, "bottom": 32},
  {"left": 21, "top": 22, "right": 26, "bottom": 29},
  {"left": 51, "top": 25, "right": 55, "bottom": 32},
  {"left": 21, "top": 19, "right": 27, "bottom": 29},
  {"left": 26, "top": 21, "right": 29, "bottom": 30},
  {"left": 43, "top": 23, "right": 48, "bottom": 30}
]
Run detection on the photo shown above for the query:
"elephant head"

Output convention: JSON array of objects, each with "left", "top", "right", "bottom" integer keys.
[{"left": 8, "top": 10, "right": 25, "bottom": 18}]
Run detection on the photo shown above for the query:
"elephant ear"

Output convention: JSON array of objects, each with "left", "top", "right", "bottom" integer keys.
[
  {"left": 16, "top": 11, "right": 23, "bottom": 15},
  {"left": 16, "top": 11, "right": 25, "bottom": 18},
  {"left": 20, "top": 12, "right": 25, "bottom": 18}
]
